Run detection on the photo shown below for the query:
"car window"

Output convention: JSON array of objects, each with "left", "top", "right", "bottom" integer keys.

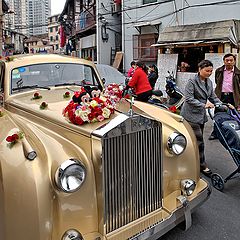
[
  {"left": 96, "top": 64, "right": 126, "bottom": 86},
  {"left": 11, "top": 63, "right": 99, "bottom": 93}
]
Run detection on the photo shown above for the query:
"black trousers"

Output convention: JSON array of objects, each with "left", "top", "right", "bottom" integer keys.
[
  {"left": 136, "top": 90, "right": 152, "bottom": 102},
  {"left": 188, "top": 121, "right": 206, "bottom": 168}
]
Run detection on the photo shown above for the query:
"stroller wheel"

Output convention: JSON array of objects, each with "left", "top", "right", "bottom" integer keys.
[{"left": 211, "top": 173, "right": 224, "bottom": 191}]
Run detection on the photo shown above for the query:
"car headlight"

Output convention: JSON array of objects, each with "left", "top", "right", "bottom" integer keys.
[
  {"left": 62, "top": 229, "right": 83, "bottom": 240},
  {"left": 181, "top": 179, "right": 196, "bottom": 196},
  {"left": 55, "top": 159, "right": 86, "bottom": 193},
  {"left": 167, "top": 132, "right": 187, "bottom": 155}
]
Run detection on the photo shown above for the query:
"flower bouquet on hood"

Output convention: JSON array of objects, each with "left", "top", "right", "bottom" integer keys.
[
  {"left": 103, "top": 83, "right": 123, "bottom": 106},
  {"left": 63, "top": 86, "right": 115, "bottom": 125}
]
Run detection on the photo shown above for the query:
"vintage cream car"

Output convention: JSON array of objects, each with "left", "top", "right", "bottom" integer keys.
[{"left": 0, "top": 54, "right": 211, "bottom": 240}]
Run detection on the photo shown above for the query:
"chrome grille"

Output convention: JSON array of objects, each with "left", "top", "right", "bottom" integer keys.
[{"left": 102, "top": 115, "right": 162, "bottom": 234}]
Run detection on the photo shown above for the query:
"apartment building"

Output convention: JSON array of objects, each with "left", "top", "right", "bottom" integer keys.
[
  {"left": 28, "top": 0, "right": 51, "bottom": 36},
  {"left": 5, "top": 0, "right": 50, "bottom": 36},
  {"left": 6, "top": 0, "right": 28, "bottom": 35},
  {"left": 48, "top": 14, "right": 60, "bottom": 53}
]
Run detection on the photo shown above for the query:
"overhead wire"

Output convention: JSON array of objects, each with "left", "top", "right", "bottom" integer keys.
[{"left": 7, "top": 0, "right": 240, "bottom": 30}]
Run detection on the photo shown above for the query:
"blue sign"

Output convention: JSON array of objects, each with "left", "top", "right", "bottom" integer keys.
[{"left": 18, "top": 67, "right": 26, "bottom": 73}]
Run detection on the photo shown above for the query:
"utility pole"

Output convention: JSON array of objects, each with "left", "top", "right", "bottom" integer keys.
[{"left": 0, "top": 0, "right": 2, "bottom": 56}]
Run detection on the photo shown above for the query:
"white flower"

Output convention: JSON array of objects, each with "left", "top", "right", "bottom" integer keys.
[
  {"left": 75, "top": 109, "right": 90, "bottom": 122},
  {"left": 102, "top": 107, "right": 111, "bottom": 118}
]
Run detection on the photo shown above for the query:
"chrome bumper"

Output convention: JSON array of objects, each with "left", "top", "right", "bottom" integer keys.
[{"left": 130, "top": 184, "right": 211, "bottom": 240}]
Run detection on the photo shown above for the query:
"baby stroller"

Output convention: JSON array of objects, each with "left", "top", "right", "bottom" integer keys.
[{"left": 208, "top": 104, "right": 240, "bottom": 191}]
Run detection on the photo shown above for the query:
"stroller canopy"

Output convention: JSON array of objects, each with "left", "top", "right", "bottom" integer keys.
[{"left": 214, "top": 111, "right": 240, "bottom": 152}]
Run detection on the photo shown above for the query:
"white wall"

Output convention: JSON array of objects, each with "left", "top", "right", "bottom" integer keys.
[{"left": 97, "top": 0, "right": 122, "bottom": 65}]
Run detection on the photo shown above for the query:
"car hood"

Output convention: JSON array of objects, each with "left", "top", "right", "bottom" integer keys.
[{"left": 5, "top": 88, "right": 182, "bottom": 137}]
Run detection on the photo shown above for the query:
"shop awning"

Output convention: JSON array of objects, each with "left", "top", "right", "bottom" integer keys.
[
  {"left": 134, "top": 19, "right": 162, "bottom": 34},
  {"left": 153, "top": 19, "right": 240, "bottom": 47}
]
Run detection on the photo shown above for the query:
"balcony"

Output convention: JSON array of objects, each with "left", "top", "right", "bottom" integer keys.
[{"left": 75, "top": 7, "right": 96, "bottom": 35}]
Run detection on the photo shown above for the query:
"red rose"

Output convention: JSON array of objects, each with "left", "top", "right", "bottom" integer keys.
[
  {"left": 34, "top": 92, "right": 39, "bottom": 97},
  {"left": 75, "top": 116, "right": 84, "bottom": 125},
  {"left": 12, "top": 134, "right": 19, "bottom": 141},
  {"left": 6, "top": 134, "right": 19, "bottom": 142},
  {"left": 88, "top": 112, "right": 94, "bottom": 121},
  {"left": 169, "top": 106, "right": 177, "bottom": 113},
  {"left": 6, "top": 136, "right": 13, "bottom": 142},
  {"left": 41, "top": 102, "right": 47, "bottom": 107}
]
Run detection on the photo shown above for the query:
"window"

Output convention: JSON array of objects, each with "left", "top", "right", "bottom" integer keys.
[
  {"left": 133, "top": 34, "right": 158, "bottom": 61},
  {"left": 143, "top": 0, "right": 157, "bottom": 4},
  {"left": 50, "top": 36, "right": 53, "bottom": 41},
  {"left": 56, "top": 35, "right": 59, "bottom": 41},
  {"left": 50, "top": 27, "right": 53, "bottom": 33}
]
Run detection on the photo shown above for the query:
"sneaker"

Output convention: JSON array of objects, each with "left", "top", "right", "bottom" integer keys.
[{"left": 201, "top": 167, "right": 212, "bottom": 176}]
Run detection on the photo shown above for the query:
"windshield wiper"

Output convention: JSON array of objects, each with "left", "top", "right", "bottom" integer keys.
[
  {"left": 54, "top": 82, "right": 82, "bottom": 87},
  {"left": 12, "top": 85, "right": 50, "bottom": 91}
]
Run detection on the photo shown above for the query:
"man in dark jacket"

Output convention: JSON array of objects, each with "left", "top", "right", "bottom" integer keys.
[{"left": 209, "top": 53, "right": 240, "bottom": 140}]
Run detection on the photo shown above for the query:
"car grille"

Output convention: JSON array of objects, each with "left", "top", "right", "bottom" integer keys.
[{"left": 102, "top": 115, "right": 162, "bottom": 234}]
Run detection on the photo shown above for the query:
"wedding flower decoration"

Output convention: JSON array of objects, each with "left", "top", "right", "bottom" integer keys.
[
  {"left": 168, "top": 106, "right": 180, "bottom": 114},
  {"left": 63, "top": 91, "right": 71, "bottom": 98},
  {"left": 6, "top": 131, "right": 24, "bottom": 148},
  {"left": 31, "top": 92, "right": 42, "bottom": 100},
  {"left": 63, "top": 87, "right": 115, "bottom": 125},
  {"left": 1, "top": 56, "right": 14, "bottom": 62},
  {"left": 103, "top": 83, "right": 123, "bottom": 106},
  {"left": 40, "top": 101, "right": 48, "bottom": 110}
]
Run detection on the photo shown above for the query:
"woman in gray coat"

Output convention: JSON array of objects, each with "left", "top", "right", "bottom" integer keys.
[{"left": 181, "top": 60, "right": 222, "bottom": 176}]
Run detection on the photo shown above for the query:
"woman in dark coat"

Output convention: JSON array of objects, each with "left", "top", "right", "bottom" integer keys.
[
  {"left": 148, "top": 64, "right": 158, "bottom": 89},
  {"left": 180, "top": 60, "right": 222, "bottom": 176}
]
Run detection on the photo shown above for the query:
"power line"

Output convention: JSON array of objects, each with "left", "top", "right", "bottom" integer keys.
[{"left": 6, "top": 0, "right": 240, "bottom": 30}]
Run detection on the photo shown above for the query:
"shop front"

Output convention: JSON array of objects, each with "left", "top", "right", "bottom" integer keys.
[{"left": 153, "top": 19, "right": 240, "bottom": 91}]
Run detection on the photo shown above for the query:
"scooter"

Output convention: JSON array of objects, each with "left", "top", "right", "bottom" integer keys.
[
  {"left": 123, "top": 71, "right": 184, "bottom": 110},
  {"left": 149, "top": 71, "right": 185, "bottom": 109}
]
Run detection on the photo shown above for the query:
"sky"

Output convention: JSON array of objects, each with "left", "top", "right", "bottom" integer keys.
[{"left": 51, "top": 0, "right": 66, "bottom": 16}]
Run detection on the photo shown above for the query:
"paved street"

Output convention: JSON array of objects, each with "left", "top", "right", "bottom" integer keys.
[{"left": 161, "top": 120, "right": 240, "bottom": 240}]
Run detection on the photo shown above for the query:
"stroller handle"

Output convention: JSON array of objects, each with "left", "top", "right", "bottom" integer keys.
[
  {"left": 208, "top": 103, "right": 237, "bottom": 120},
  {"left": 208, "top": 103, "right": 228, "bottom": 120}
]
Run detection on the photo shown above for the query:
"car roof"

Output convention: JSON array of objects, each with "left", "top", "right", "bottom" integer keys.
[{"left": 2, "top": 54, "right": 96, "bottom": 68}]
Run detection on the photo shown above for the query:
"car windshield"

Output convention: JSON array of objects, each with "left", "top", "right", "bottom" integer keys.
[{"left": 11, "top": 63, "right": 99, "bottom": 94}]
